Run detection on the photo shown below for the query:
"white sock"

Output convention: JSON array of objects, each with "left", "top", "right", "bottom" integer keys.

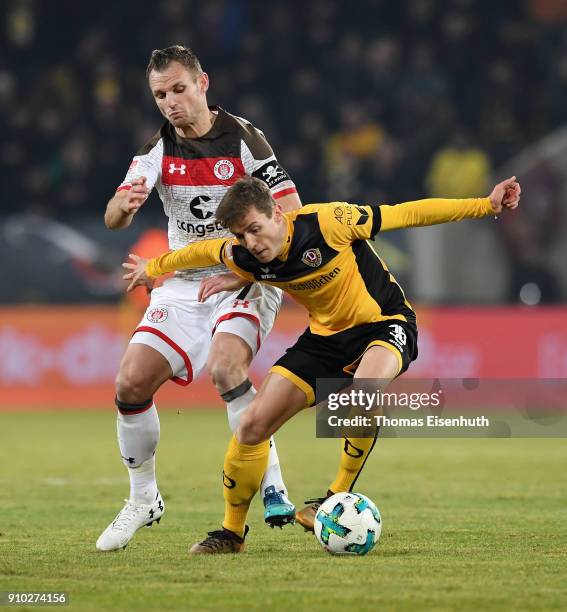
[
  {"left": 226, "top": 385, "right": 288, "bottom": 498},
  {"left": 261, "top": 438, "right": 288, "bottom": 499},
  {"left": 128, "top": 455, "right": 159, "bottom": 504},
  {"left": 117, "top": 403, "right": 160, "bottom": 503}
]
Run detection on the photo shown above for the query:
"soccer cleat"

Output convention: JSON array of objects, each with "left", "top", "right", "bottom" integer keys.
[
  {"left": 95, "top": 492, "right": 165, "bottom": 551},
  {"left": 188, "top": 526, "right": 249, "bottom": 555},
  {"left": 295, "top": 490, "right": 334, "bottom": 532},
  {"left": 263, "top": 486, "right": 296, "bottom": 528}
]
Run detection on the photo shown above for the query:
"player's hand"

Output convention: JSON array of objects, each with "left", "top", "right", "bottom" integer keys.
[
  {"left": 198, "top": 272, "right": 249, "bottom": 302},
  {"left": 120, "top": 176, "right": 150, "bottom": 215},
  {"left": 489, "top": 176, "right": 521, "bottom": 214},
  {"left": 122, "top": 253, "right": 151, "bottom": 292}
]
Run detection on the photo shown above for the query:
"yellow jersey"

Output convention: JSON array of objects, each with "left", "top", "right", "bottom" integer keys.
[{"left": 146, "top": 197, "right": 493, "bottom": 335}]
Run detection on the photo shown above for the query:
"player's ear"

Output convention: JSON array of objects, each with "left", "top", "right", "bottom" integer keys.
[
  {"left": 274, "top": 203, "right": 283, "bottom": 220},
  {"left": 199, "top": 72, "right": 209, "bottom": 94}
]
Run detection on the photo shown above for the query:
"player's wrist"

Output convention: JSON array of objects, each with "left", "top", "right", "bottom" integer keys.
[
  {"left": 145, "top": 260, "right": 158, "bottom": 279},
  {"left": 119, "top": 203, "right": 136, "bottom": 216},
  {"left": 484, "top": 196, "right": 498, "bottom": 215}
]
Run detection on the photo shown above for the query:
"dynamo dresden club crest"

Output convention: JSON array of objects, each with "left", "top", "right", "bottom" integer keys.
[{"left": 301, "top": 248, "right": 322, "bottom": 268}]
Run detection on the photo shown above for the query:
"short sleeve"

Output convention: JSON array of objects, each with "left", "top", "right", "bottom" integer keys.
[
  {"left": 239, "top": 123, "right": 297, "bottom": 200},
  {"left": 116, "top": 131, "right": 163, "bottom": 193}
]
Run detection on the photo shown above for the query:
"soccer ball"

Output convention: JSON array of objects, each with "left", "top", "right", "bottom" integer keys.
[{"left": 314, "top": 492, "right": 382, "bottom": 555}]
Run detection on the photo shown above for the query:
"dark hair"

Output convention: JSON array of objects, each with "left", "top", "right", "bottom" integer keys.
[
  {"left": 216, "top": 177, "right": 274, "bottom": 229},
  {"left": 146, "top": 45, "right": 203, "bottom": 78}
]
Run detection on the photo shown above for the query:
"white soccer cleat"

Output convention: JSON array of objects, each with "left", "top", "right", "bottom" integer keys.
[{"left": 96, "top": 492, "right": 165, "bottom": 551}]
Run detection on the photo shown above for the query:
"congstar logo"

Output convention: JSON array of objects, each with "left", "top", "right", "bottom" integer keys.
[{"left": 176, "top": 218, "right": 223, "bottom": 237}]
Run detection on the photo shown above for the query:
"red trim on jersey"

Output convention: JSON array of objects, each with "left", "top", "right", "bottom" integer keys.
[
  {"left": 134, "top": 326, "right": 193, "bottom": 386},
  {"left": 212, "top": 312, "right": 261, "bottom": 351},
  {"left": 161, "top": 156, "right": 246, "bottom": 187},
  {"left": 116, "top": 185, "right": 132, "bottom": 192},
  {"left": 117, "top": 399, "right": 154, "bottom": 415},
  {"left": 273, "top": 187, "right": 297, "bottom": 200}
]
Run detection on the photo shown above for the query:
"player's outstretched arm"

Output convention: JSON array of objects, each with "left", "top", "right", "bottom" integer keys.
[
  {"left": 104, "top": 177, "right": 150, "bottom": 229},
  {"left": 379, "top": 176, "right": 521, "bottom": 232},
  {"left": 122, "top": 238, "right": 243, "bottom": 292}
]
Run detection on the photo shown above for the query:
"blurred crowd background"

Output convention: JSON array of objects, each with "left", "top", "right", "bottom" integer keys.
[{"left": 1, "top": 0, "right": 566, "bottom": 304}]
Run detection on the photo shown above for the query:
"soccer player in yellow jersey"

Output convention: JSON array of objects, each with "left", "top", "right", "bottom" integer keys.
[{"left": 124, "top": 175, "right": 521, "bottom": 554}]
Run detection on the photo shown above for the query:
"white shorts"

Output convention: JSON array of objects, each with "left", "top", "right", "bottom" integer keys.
[{"left": 130, "top": 277, "right": 282, "bottom": 385}]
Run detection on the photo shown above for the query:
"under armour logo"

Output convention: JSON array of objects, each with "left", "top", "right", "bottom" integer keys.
[
  {"left": 389, "top": 324, "right": 407, "bottom": 346},
  {"left": 149, "top": 509, "right": 155, "bottom": 519},
  {"left": 121, "top": 455, "right": 136, "bottom": 465},
  {"left": 232, "top": 299, "right": 250, "bottom": 308},
  {"left": 169, "top": 163, "right": 186, "bottom": 175}
]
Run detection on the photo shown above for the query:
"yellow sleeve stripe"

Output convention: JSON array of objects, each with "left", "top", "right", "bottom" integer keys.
[{"left": 269, "top": 365, "right": 315, "bottom": 406}]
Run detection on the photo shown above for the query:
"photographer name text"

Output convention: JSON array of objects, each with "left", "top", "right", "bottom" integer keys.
[{"left": 327, "top": 415, "right": 490, "bottom": 428}]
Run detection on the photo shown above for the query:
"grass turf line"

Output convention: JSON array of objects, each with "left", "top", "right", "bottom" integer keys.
[{"left": 0, "top": 410, "right": 566, "bottom": 611}]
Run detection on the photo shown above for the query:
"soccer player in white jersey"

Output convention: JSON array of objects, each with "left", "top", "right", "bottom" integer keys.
[{"left": 96, "top": 45, "right": 302, "bottom": 551}]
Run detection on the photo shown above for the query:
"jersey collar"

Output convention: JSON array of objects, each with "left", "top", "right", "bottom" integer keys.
[{"left": 169, "top": 106, "right": 229, "bottom": 142}]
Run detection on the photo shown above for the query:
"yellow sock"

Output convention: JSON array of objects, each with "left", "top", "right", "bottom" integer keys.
[
  {"left": 329, "top": 434, "right": 378, "bottom": 493},
  {"left": 222, "top": 435, "right": 270, "bottom": 537}
]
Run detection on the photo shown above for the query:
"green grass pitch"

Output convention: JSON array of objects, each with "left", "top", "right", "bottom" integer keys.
[{"left": 1, "top": 409, "right": 566, "bottom": 611}]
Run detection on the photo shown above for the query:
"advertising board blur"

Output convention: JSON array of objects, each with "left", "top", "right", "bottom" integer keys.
[{"left": 1, "top": 305, "right": 566, "bottom": 409}]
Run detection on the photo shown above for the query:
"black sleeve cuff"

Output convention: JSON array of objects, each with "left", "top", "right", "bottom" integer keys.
[{"left": 370, "top": 205, "right": 382, "bottom": 238}]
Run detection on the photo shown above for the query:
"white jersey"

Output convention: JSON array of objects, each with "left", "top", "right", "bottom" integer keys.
[{"left": 117, "top": 107, "right": 297, "bottom": 281}]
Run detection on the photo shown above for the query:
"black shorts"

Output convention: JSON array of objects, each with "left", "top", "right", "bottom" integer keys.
[{"left": 270, "top": 319, "right": 418, "bottom": 406}]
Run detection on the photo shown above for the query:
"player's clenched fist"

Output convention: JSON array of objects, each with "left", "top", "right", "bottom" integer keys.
[
  {"left": 121, "top": 176, "right": 150, "bottom": 214},
  {"left": 489, "top": 176, "right": 521, "bottom": 214}
]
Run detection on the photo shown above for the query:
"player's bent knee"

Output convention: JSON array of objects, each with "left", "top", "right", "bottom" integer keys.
[
  {"left": 115, "top": 369, "right": 156, "bottom": 404},
  {"left": 237, "top": 409, "right": 270, "bottom": 445},
  {"left": 208, "top": 354, "right": 248, "bottom": 392}
]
